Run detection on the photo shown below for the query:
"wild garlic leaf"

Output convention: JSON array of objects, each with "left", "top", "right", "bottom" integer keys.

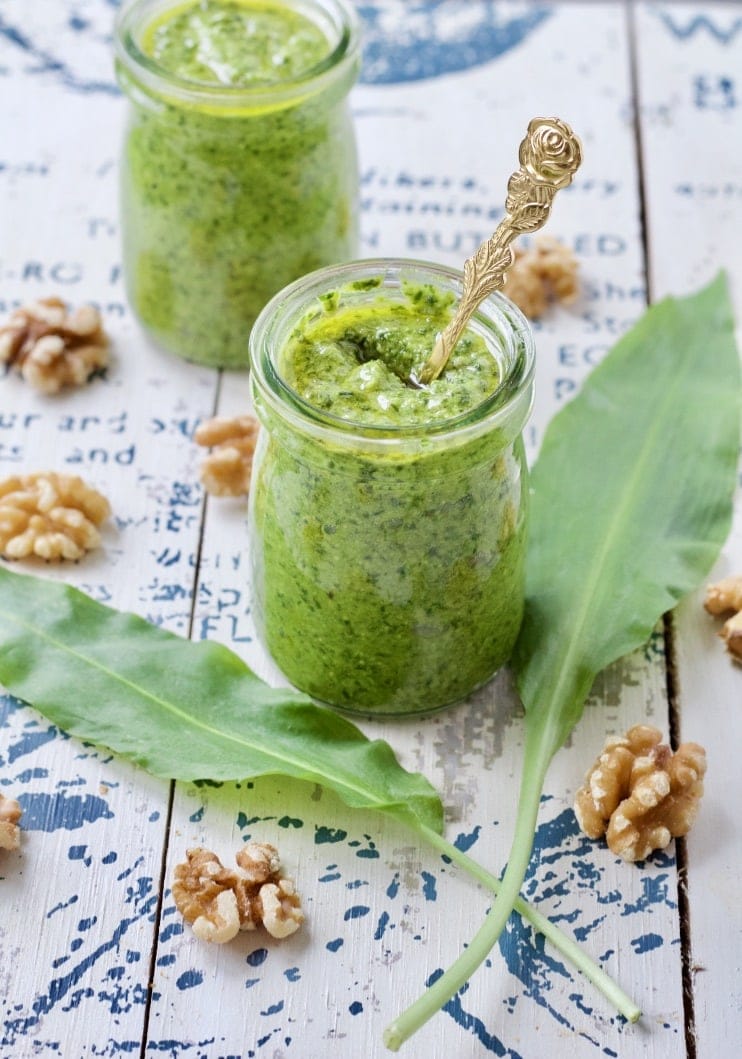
[
  {"left": 386, "top": 273, "right": 741, "bottom": 1049},
  {"left": 513, "top": 271, "right": 741, "bottom": 751},
  {"left": 0, "top": 566, "right": 643, "bottom": 1028},
  {"left": 0, "top": 566, "right": 444, "bottom": 834}
]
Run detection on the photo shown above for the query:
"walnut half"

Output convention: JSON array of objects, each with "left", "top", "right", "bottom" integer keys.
[
  {"left": 574, "top": 724, "right": 706, "bottom": 862},
  {"left": 194, "top": 415, "right": 260, "bottom": 498},
  {"left": 704, "top": 575, "right": 742, "bottom": 662},
  {"left": 0, "top": 297, "right": 109, "bottom": 394},
  {"left": 503, "top": 235, "right": 579, "bottom": 319},
  {"left": 0, "top": 793, "right": 22, "bottom": 851},
  {"left": 0, "top": 472, "right": 110, "bottom": 561},
  {"left": 172, "top": 842, "right": 303, "bottom": 944}
]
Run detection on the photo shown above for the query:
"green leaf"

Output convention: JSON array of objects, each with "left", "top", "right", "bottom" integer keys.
[
  {"left": 0, "top": 564, "right": 642, "bottom": 1029},
  {"left": 9, "top": 279, "right": 735, "bottom": 1049},
  {"left": 514, "top": 271, "right": 740, "bottom": 748},
  {"left": 0, "top": 566, "right": 443, "bottom": 834},
  {"left": 385, "top": 273, "right": 741, "bottom": 1049}
]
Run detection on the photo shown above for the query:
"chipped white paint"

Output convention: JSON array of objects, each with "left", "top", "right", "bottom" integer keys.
[{"left": 0, "top": 2, "right": 739, "bottom": 1057}]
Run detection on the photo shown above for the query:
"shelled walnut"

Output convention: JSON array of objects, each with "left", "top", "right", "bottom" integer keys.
[
  {"left": 503, "top": 235, "right": 579, "bottom": 318},
  {"left": 704, "top": 575, "right": 742, "bottom": 662},
  {"left": 0, "top": 472, "right": 111, "bottom": 561},
  {"left": 194, "top": 415, "right": 260, "bottom": 497},
  {"left": 574, "top": 724, "right": 706, "bottom": 862},
  {"left": 0, "top": 793, "right": 22, "bottom": 851},
  {"left": 172, "top": 842, "right": 303, "bottom": 944},
  {"left": 0, "top": 297, "right": 109, "bottom": 394}
]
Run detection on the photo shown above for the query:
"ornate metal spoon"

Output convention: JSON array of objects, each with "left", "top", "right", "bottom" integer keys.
[{"left": 416, "top": 116, "right": 582, "bottom": 386}]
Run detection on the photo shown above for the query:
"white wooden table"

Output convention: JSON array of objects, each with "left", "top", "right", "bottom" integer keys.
[{"left": 1, "top": 2, "right": 741, "bottom": 1057}]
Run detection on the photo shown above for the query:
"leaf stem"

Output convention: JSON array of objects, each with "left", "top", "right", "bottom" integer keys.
[
  {"left": 384, "top": 723, "right": 641, "bottom": 1050},
  {"left": 382, "top": 745, "right": 545, "bottom": 1051},
  {"left": 416, "top": 824, "right": 640, "bottom": 1023}
]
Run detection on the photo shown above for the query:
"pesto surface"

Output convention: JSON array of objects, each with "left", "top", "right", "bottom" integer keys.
[
  {"left": 280, "top": 284, "right": 502, "bottom": 425},
  {"left": 118, "top": 0, "right": 358, "bottom": 367},
  {"left": 249, "top": 283, "right": 528, "bottom": 715},
  {"left": 145, "top": 0, "right": 330, "bottom": 87}
]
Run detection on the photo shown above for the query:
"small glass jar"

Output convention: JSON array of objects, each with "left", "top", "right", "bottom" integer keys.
[
  {"left": 114, "top": 0, "right": 360, "bottom": 368},
  {"left": 248, "top": 259, "right": 536, "bottom": 717}
]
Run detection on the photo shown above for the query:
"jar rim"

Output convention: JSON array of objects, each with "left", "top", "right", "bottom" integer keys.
[
  {"left": 249, "top": 257, "right": 536, "bottom": 453},
  {"left": 114, "top": 0, "right": 361, "bottom": 111}
]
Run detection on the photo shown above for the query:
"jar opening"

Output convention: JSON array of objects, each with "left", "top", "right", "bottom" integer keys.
[
  {"left": 250, "top": 258, "right": 536, "bottom": 451},
  {"left": 115, "top": 0, "right": 360, "bottom": 111}
]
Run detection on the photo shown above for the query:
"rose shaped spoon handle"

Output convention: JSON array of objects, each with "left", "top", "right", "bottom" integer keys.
[{"left": 416, "top": 117, "right": 582, "bottom": 386}]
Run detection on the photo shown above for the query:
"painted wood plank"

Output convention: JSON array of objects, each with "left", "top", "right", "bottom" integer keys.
[
  {"left": 4, "top": 1, "right": 734, "bottom": 1056},
  {"left": 634, "top": 4, "right": 742, "bottom": 1055},
  {"left": 151, "top": 4, "right": 690, "bottom": 1057},
  {"left": 0, "top": 3, "right": 218, "bottom": 1054}
]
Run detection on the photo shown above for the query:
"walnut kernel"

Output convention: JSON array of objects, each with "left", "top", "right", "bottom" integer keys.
[
  {"left": 0, "top": 297, "right": 108, "bottom": 394},
  {"left": 704, "top": 575, "right": 742, "bottom": 661},
  {"left": 258, "top": 877, "right": 304, "bottom": 939},
  {"left": 193, "top": 888, "right": 241, "bottom": 944},
  {"left": 503, "top": 235, "right": 579, "bottom": 318},
  {"left": 0, "top": 793, "right": 22, "bottom": 851},
  {"left": 574, "top": 724, "right": 706, "bottom": 862},
  {"left": 235, "top": 841, "right": 281, "bottom": 883},
  {"left": 172, "top": 842, "right": 302, "bottom": 944},
  {"left": 194, "top": 415, "right": 259, "bottom": 497},
  {"left": 0, "top": 472, "right": 110, "bottom": 561}
]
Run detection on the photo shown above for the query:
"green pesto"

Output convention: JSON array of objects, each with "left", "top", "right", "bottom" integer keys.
[
  {"left": 117, "top": 0, "right": 358, "bottom": 368},
  {"left": 145, "top": 0, "right": 330, "bottom": 86},
  {"left": 249, "top": 284, "right": 529, "bottom": 716},
  {"left": 279, "top": 284, "right": 502, "bottom": 425}
]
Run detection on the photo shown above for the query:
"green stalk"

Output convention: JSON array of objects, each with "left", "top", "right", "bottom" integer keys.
[
  {"left": 417, "top": 825, "right": 640, "bottom": 1023},
  {"left": 385, "top": 722, "right": 597, "bottom": 1050}
]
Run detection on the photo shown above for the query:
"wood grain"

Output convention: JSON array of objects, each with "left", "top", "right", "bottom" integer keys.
[{"left": 0, "top": 1, "right": 739, "bottom": 1057}]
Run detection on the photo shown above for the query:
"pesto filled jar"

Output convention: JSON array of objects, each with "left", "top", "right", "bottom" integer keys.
[
  {"left": 114, "top": 0, "right": 360, "bottom": 368},
  {"left": 248, "top": 259, "right": 536, "bottom": 717}
]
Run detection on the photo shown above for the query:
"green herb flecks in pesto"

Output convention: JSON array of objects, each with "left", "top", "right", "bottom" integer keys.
[
  {"left": 118, "top": 0, "right": 358, "bottom": 367},
  {"left": 145, "top": 0, "right": 331, "bottom": 87},
  {"left": 280, "top": 283, "right": 502, "bottom": 425},
  {"left": 251, "top": 280, "right": 527, "bottom": 715}
]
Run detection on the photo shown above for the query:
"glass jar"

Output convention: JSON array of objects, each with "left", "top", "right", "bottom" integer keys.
[
  {"left": 248, "top": 259, "right": 536, "bottom": 717},
  {"left": 114, "top": 0, "right": 360, "bottom": 368}
]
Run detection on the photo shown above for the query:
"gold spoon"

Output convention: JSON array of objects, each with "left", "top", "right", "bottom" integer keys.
[{"left": 416, "top": 116, "right": 583, "bottom": 386}]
